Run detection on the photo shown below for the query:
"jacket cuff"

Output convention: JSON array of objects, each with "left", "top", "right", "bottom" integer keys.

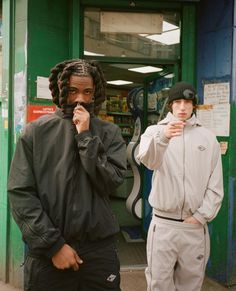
[
  {"left": 45, "top": 237, "right": 66, "bottom": 258},
  {"left": 193, "top": 212, "right": 207, "bottom": 225},
  {"left": 74, "top": 130, "right": 92, "bottom": 142},
  {"left": 158, "top": 129, "right": 170, "bottom": 145}
]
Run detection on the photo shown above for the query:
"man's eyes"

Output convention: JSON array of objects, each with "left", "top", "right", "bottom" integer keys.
[
  {"left": 68, "top": 88, "right": 93, "bottom": 95},
  {"left": 84, "top": 90, "right": 93, "bottom": 95},
  {"left": 68, "top": 88, "right": 77, "bottom": 94}
]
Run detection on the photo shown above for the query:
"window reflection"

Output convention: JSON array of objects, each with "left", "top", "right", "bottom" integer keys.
[{"left": 84, "top": 9, "right": 180, "bottom": 60}]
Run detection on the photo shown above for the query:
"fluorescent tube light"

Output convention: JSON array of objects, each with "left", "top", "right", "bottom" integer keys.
[
  {"left": 107, "top": 80, "right": 133, "bottom": 86},
  {"left": 164, "top": 73, "right": 175, "bottom": 79},
  {"left": 128, "top": 66, "right": 163, "bottom": 74}
]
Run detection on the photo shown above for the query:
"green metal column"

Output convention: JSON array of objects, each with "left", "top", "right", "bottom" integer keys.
[
  {"left": 181, "top": 4, "right": 197, "bottom": 84},
  {"left": 70, "top": 0, "right": 82, "bottom": 58},
  {"left": 7, "top": 0, "right": 28, "bottom": 287},
  {"left": 0, "top": 0, "right": 14, "bottom": 283}
]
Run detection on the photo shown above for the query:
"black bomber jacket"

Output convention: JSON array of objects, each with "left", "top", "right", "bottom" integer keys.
[{"left": 8, "top": 108, "right": 127, "bottom": 258}]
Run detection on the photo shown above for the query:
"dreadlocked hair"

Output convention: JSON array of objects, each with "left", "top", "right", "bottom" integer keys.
[
  {"left": 48, "top": 59, "right": 76, "bottom": 106},
  {"left": 48, "top": 59, "right": 106, "bottom": 113}
]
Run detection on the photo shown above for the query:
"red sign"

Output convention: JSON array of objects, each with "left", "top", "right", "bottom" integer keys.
[{"left": 27, "top": 104, "right": 56, "bottom": 122}]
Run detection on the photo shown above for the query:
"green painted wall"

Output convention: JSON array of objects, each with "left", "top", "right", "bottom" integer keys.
[{"left": 27, "top": 0, "right": 70, "bottom": 104}]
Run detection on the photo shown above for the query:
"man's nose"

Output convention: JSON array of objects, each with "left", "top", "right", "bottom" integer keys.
[
  {"left": 179, "top": 101, "right": 186, "bottom": 109},
  {"left": 73, "top": 93, "right": 84, "bottom": 103}
]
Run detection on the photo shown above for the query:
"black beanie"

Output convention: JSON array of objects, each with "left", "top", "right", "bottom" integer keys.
[{"left": 168, "top": 81, "right": 197, "bottom": 105}]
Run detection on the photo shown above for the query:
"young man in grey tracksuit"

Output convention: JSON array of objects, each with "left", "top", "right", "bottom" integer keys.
[{"left": 137, "top": 82, "right": 224, "bottom": 291}]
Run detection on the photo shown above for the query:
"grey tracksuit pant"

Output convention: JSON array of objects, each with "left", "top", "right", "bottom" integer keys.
[{"left": 146, "top": 215, "right": 210, "bottom": 291}]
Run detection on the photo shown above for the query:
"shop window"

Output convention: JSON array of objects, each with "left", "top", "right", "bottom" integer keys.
[{"left": 84, "top": 9, "right": 180, "bottom": 60}]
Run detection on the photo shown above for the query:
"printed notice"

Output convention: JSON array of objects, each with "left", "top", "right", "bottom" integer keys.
[
  {"left": 37, "top": 76, "right": 52, "bottom": 99},
  {"left": 204, "top": 82, "right": 230, "bottom": 104},
  {"left": 196, "top": 103, "right": 230, "bottom": 137}
]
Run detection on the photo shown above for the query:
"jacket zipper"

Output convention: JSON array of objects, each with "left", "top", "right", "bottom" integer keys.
[{"left": 180, "top": 127, "right": 186, "bottom": 220}]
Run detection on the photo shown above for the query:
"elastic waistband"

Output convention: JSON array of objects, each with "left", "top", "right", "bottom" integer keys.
[
  {"left": 154, "top": 214, "right": 184, "bottom": 222},
  {"left": 27, "top": 236, "right": 116, "bottom": 260}
]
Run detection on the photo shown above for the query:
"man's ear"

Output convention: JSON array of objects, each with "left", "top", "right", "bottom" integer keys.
[{"left": 167, "top": 102, "right": 173, "bottom": 112}]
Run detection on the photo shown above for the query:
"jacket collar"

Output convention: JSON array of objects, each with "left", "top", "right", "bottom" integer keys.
[
  {"left": 55, "top": 107, "right": 63, "bottom": 118},
  {"left": 158, "top": 112, "right": 202, "bottom": 127},
  {"left": 54, "top": 106, "right": 96, "bottom": 120}
]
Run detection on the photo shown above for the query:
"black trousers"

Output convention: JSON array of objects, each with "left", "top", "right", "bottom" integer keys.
[{"left": 24, "top": 237, "right": 121, "bottom": 291}]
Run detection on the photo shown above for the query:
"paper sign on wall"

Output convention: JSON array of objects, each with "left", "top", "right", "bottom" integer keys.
[
  {"left": 37, "top": 76, "right": 52, "bottom": 99},
  {"left": 204, "top": 82, "right": 230, "bottom": 104},
  {"left": 197, "top": 103, "right": 230, "bottom": 137},
  {"left": 196, "top": 81, "right": 230, "bottom": 137}
]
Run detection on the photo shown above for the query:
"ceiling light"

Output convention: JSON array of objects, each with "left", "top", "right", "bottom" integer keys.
[
  {"left": 164, "top": 73, "right": 175, "bottom": 79},
  {"left": 128, "top": 66, "right": 163, "bottom": 74},
  {"left": 107, "top": 80, "right": 133, "bottom": 86}
]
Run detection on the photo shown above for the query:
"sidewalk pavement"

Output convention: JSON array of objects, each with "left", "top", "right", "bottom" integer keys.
[
  {"left": 0, "top": 281, "right": 21, "bottom": 291},
  {"left": 1, "top": 271, "right": 236, "bottom": 291}
]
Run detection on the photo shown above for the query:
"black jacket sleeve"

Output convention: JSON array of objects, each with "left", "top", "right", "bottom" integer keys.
[
  {"left": 7, "top": 124, "right": 65, "bottom": 258},
  {"left": 75, "top": 123, "right": 127, "bottom": 196}
]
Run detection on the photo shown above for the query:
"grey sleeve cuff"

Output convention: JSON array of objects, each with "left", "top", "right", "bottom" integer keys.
[
  {"left": 157, "top": 128, "right": 170, "bottom": 145},
  {"left": 74, "top": 130, "right": 92, "bottom": 142},
  {"left": 193, "top": 212, "right": 207, "bottom": 225}
]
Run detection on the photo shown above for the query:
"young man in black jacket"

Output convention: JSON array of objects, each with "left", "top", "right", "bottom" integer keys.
[{"left": 8, "top": 59, "right": 127, "bottom": 291}]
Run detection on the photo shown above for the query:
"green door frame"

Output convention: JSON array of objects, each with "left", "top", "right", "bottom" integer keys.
[
  {"left": 0, "top": 0, "right": 15, "bottom": 282},
  {"left": 181, "top": 4, "right": 197, "bottom": 85}
]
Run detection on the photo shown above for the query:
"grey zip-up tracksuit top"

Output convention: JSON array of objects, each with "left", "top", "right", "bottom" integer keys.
[
  {"left": 8, "top": 109, "right": 127, "bottom": 258},
  {"left": 137, "top": 112, "right": 224, "bottom": 225}
]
